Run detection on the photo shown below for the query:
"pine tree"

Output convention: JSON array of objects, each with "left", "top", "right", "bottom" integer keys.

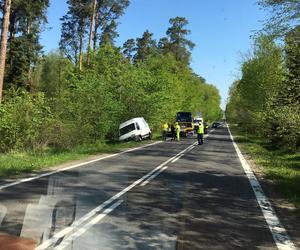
[
  {"left": 60, "top": 0, "right": 90, "bottom": 71},
  {"left": 134, "top": 30, "right": 157, "bottom": 63},
  {"left": 93, "top": 0, "right": 129, "bottom": 49},
  {"left": 99, "top": 19, "right": 119, "bottom": 46},
  {"left": 165, "top": 17, "right": 195, "bottom": 64},
  {"left": 2, "top": 0, "right": 49, "bottom": 90},
  {"left": 122, "top": 38, "right": 136, "bottom": 60}
]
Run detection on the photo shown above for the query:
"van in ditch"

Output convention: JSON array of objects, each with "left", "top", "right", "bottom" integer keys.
[{"left": 119, "top": 117, "right": 152, "bottom": 141}]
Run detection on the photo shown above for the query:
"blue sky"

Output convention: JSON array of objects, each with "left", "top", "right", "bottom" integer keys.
[{"left": 40, "top": 0, "right": 269, "bottom": 109}]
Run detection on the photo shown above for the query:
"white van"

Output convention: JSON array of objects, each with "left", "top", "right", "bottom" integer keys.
[
  {"left": 119, "top": 117, "right": 152, "bottom": 141},
  {"left": 194, "top": 117, "right": 203, "bottom": 125}
]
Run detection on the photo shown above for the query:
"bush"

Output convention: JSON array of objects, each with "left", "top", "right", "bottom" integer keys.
[
  {"left": 265, "top": 105, "right": 300, "bottom": 151},
  {"left": 0, "top": 92, "right": 54, "bottom": 152}
]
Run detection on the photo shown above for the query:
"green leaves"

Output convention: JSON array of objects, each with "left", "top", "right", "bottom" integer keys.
[{"left": 226, "top": 33, "right": 300, "bottom": 151}]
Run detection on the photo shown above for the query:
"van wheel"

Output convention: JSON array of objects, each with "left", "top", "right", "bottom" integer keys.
[
  {"left": 135, "top": 135, "right": 142, "bottom": 142},
  {"left": 148, "top": 133, "right": 152, "bottom": 140}
]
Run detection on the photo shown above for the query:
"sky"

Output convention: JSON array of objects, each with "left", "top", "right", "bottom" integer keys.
[{"left": 40, "top": 0, "right": 269, "bottom": 109}]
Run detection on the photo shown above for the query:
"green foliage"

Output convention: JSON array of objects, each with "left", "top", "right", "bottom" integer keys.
[
  {"left": 226, "top": 34, "right": 300, "bottom": 151},
  {"left": 160, "top": 16, "right": 195, "bottom": 64},
  {"left": 134, "top": 30, "right": 157, "bottom": 63},
  {"left": 34, "top": 51, "right": 74, "bottom": 97},
  {"left": 60, "top": 0, "right": 130, "bottom": 63},
  {"left": 258, "top": 0, "right": 300, "bottom": 36},
  {"left": 230, "top": 124, "right": 300, "bottom": 209},
  {"left": 0, "top": 42, "right": 221, "bottom": 153},
  {"left": 2, "top": 0, "right": 49, "bottom": 90},
  {"left": 0, "top": 92, "right": 53, "bottom": 152}
]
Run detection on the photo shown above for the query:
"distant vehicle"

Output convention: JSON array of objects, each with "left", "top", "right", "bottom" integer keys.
[
  {"left": 212, "top": 122, "right": 221, "bottom": 128},
  {"left": 119, "top": 117, "right": 151, "bottom": 141},
  {"left": 193, "top": 117, "right": 203, "bottom": 125},
  {"left": 176, "top": 112, "right": 194, "bottom": 136}
]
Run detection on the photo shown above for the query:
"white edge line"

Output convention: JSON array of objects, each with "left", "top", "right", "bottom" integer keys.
[
  {"left": 54, "top": 199, "right": 123, "bottom": 250},
  {"left": 0, "top": 141, "right": 161, "bottom": 191},
  {"left": 227, "top": 123, "right": 296, "bottom": 250},
  {"left": 141, "top": 166, "right": 169, "bottom": 187}
]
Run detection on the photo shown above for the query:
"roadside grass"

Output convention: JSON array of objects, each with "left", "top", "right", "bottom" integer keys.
[
  {"left": 230, "top": 124, "right": 300, "bottom": 210},
  {"left": 0, "top": 138, "right": 156, "bottom": 178}
]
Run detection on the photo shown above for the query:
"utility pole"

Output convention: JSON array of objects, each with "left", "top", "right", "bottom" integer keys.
[{"left": 0, "top": 0, "right": 11, "bottom": 103}]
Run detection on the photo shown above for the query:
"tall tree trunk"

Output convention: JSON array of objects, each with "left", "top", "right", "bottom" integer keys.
[
  {"left": 79, "top": 34, "right": 83, "bottom": 71},
  {"left": 79, "top": 17, "right": 85, "bottom": 71},
  {"left": 87, "top": 0, "right": 97, "bottom": 65},
  {"left": 93, "top": 12, "right": 99, "bottom": 51},
  {"left": 0, "top": 0, "right": 12, "bottom": 103}
]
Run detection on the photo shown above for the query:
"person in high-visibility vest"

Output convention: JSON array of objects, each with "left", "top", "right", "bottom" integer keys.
[
  {"left": 175, "top": 122, "right": 181, "bottom": 142},
  {"left": 197, "top": 122, "right": 204, "bottom": 145},
  {"left": 162, "top": 123, "right": 169, "bottom": 141}
]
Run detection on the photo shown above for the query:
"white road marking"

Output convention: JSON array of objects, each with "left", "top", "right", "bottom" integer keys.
[
  {"left": 227, "top": 124, "right": 296, "bottom": 250},
  {"left": 34, "top": 129, "right": 217, "bottom": 249},
  {"left": 54, "top": 200, "right": 123, "bottom": 250},
  {"left": 171, "top": 154, "right": 184, "bottom": 163},
  {"left": 36, "top": 141, "right": 197, "bottom": 249},
  {"left": 139, "top": 128, "right": 216, "bottom": 187},
  {"left": 0, "top": 141, "right": 161, "bottom": 191},
  {"left": 141, "top": 166, "right": 169, "bottom": 187}
]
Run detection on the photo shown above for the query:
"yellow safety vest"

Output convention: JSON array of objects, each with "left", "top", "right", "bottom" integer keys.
[
  {"left": 162, "top": 123, "right": 169, "bottom": 131},
  {"left": 197, "top": 125, "right": 204, "bottom": 134}
]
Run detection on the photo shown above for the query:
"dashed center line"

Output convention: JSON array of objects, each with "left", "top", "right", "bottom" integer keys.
[
  {"left": 36, "top": 140, "right": 197, "bottom": 249},
  {"left": 141, "top": 166, "right": 169, "bottom": 187},
  {"left": 54, "top": 200, "right": 123, "bottom": 250},
  {"left": 37, "top": 129, "right": 216, "bottom": 249}
]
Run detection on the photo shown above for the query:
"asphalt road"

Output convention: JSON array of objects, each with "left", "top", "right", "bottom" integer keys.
[{"left": 0, "top": 125, "right": 294, "bottom": 249}]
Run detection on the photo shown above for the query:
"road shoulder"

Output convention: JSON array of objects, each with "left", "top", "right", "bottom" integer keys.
[{"left": 229, "top": 126, "right": 300, "bottom": 249}]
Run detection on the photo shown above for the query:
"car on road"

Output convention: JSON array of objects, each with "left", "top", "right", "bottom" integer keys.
[
  {"left": 212, "top": 122, "right": 221, "bottom": 128},
  {"left": 119, "top": 117, "right": 152, "bottom": 142}
]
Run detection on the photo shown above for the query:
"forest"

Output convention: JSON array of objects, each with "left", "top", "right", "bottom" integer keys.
[
  {"left": 0, "top": 0, "right": 221, "bottom": 153},
  {"left": 226, "top": 0, "right": 300, "bottom": 152}
]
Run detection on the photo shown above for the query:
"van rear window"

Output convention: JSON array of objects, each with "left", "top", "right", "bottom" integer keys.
[{"left": 120, "top": 123, "right": 135, "bottom": 136}]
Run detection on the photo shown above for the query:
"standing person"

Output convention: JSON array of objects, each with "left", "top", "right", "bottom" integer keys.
[
  {"left": 162, "top": 122, "right": 169, "bottom": 141},
  {"left": 175, "top": 122, "right": 181, "bottom": 142},
  {"left": 204, "top": 122, "right": 209, "bottom": 134},
  {"left": 197, "top": 122, "right": 204, "bottom": 145},
  {"left": 171, "top": 123, "right": 176, "bottom": 141}
]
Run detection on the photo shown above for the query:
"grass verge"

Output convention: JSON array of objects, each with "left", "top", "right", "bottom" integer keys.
[
  {"left": 0, "top": 139, "right": 157, "bottom": 178},
  {"left": 229, "top": 124, "right": 300, "bottom": 210}
]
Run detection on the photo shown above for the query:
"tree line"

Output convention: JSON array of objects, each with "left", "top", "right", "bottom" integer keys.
[
  {"left": 226, "top": 0, "right": 300, "bottom": 151},
  {"left": 0, "top": 0, "right": 221, "bottom": 153}
]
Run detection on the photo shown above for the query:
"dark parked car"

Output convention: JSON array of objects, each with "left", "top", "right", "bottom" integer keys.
[{"left": 212, "top": 122, "right": 221, "bottom": 128}]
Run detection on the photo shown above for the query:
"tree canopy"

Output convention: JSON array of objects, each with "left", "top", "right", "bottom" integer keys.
[{"left": 0, "top": 7, "right": 221, "bottom": 153}]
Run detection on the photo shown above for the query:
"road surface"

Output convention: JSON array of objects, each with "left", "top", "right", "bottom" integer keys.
[{"left": 0, "top": 124, "right": 296, "bottom": 250}]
